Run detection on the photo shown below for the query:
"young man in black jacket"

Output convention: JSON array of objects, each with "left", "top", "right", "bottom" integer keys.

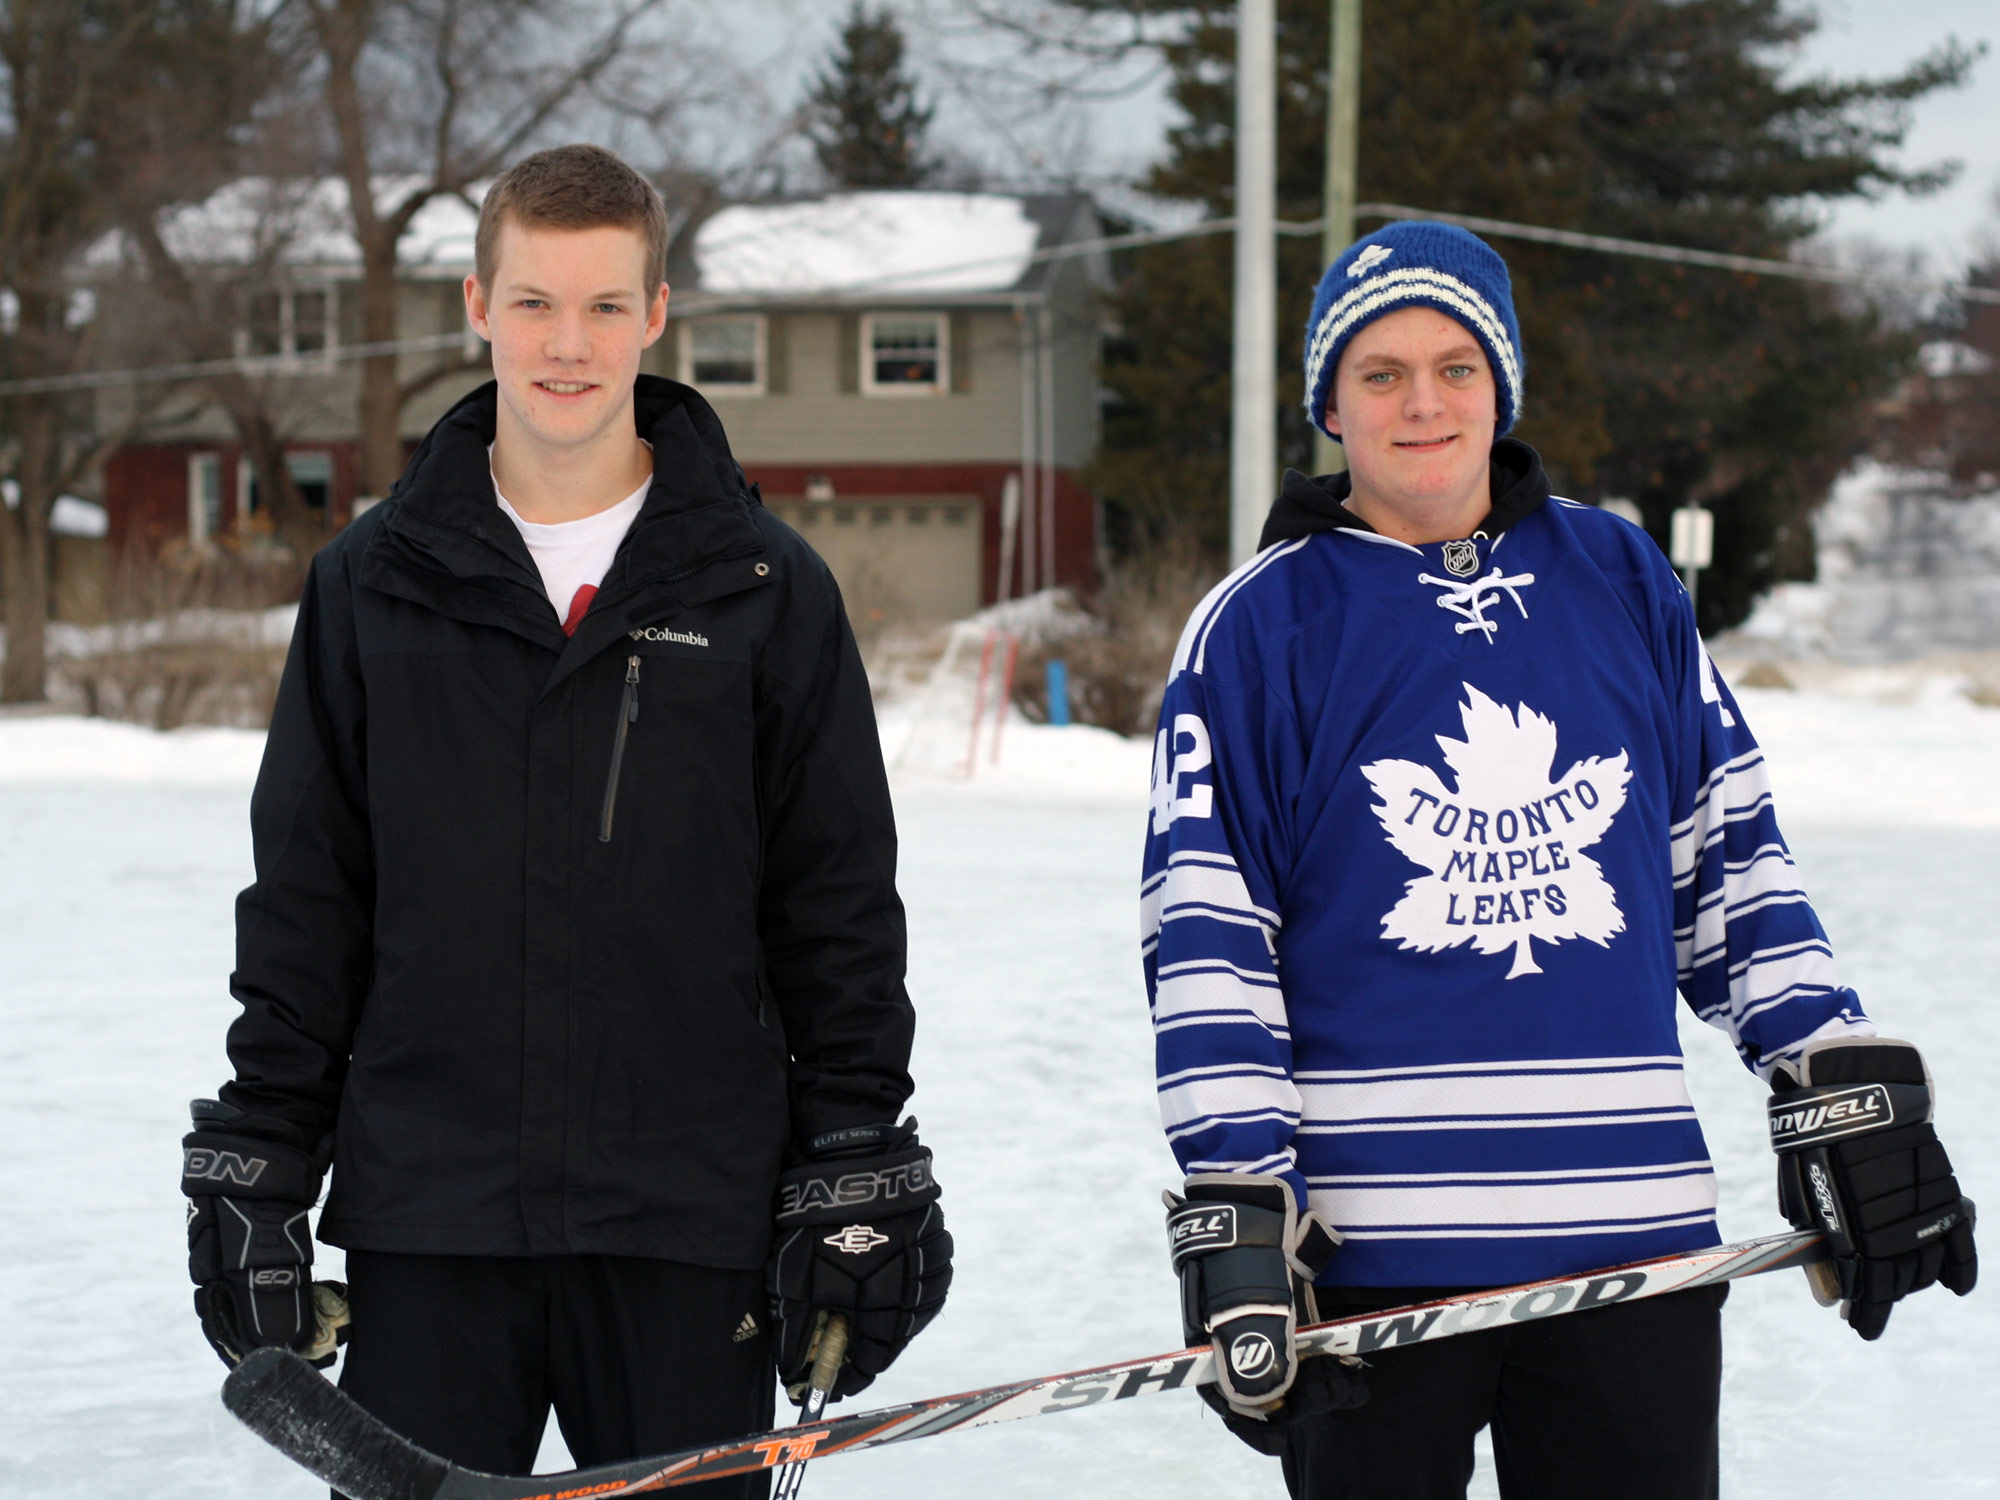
[{"left": 179, "top": 145, "right": 950, "bottom": 1492}]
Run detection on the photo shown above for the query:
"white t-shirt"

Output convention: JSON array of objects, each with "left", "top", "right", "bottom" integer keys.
[{"left": 493, "top": 454, "right": 649, "bottom": 636}]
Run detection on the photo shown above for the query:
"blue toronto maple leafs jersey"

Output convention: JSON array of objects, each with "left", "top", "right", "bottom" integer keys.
[{"left": 1140, "top": 495, "right": 1872, "bottom": 1287}]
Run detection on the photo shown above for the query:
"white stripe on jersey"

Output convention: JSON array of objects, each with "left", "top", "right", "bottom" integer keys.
[
  {"left": 1169, "top": 538, "right": 1313, "bottom": 678},
  {"left": 1306, "top": 1164, "right": 1716, "bottom": 1232},
  {"left": 1293, "top": 1058, "right": 1696, "bottom": 1128}
]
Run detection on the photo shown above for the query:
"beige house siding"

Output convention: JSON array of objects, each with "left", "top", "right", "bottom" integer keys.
[{"left": 675, "top": 307, "right": 1035, "bottom": 467}]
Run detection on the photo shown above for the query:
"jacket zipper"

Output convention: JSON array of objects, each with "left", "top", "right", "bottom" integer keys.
[{"left": 599, "top": 656, "right": 640, "bottom": 842}]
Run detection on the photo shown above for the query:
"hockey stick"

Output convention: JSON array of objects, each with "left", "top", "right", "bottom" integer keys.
[
  {"left": 771, "top": 1314, "right": 848, "bottom": 1500},
  {"left": 222, "top": 1228, "right": 1826, "bottom": 1500}
]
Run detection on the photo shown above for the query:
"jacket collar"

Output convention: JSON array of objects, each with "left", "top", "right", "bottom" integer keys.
[
  {"left": 1257, "top": 436, "right": 1550, "bottom": 550},
  {"left": 363, "top": 376, "right": 768, "bottom": 654}
]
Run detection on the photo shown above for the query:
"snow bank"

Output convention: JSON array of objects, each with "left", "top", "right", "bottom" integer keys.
[
  {"left": 0, "top": 715, "right": 264, "bottom": 783},
  {"left": 41, "top": 605, "right": 297, "bottom": 660},
  {"left": 1730, "top": 461, "right": 2000, "bottom": 657}
]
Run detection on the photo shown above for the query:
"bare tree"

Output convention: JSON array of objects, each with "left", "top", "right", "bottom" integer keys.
[
  {"left": 0, "top": 0, "right": 284, "bottom": 702},
  {"left": 302, "top": 0, "right": 702, "bottom": 499}
]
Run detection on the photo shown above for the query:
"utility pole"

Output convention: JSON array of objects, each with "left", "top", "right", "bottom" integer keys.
[
  {"left": 1314, "top": 0, "right": 1362, "bottom": 476},
  {"left": 1230, "top": 0, "right": 1277, "bottom": 565}
]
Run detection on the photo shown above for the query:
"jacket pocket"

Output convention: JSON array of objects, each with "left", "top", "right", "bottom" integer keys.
[{"left": 598, "top": 655, "right": 641, "bottom": 842}]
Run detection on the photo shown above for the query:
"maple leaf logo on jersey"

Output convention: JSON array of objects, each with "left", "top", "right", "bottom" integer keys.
[{"left": 1362, "top": 685, "right": 1631, "bottom": 979}]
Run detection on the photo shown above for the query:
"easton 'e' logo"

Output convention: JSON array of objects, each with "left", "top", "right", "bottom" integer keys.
[
  {"left": 824, "top": 1224, "right": 890, "bottom": 1256},
  {"left": 183, "top": 1147, "right": 269, "bottom": 1187},
  {"left": 249, "top": 1268, "right": 298, "bottom": 1288}
]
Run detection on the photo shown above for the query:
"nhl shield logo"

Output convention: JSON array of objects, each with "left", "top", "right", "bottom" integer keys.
[{"left": 1442, "top": 538, "right": 1481, "bottom": 577}]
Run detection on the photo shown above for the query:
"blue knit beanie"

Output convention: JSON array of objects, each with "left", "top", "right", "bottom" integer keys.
[{"left": 1303, "top": 220, "right": 1525, "bottom": 441}]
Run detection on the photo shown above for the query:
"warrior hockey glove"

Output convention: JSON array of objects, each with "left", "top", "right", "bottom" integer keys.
[
  {"left": 767, "top": 1118, "right": 952, "bottom": 1402},
  {"left": 1769, "top": 1038, "right": 1977, "bottom": 1341},
  {"left": 182, "top": 1099, "right": 348, "bottom": 1369},
  {"left": 1165, "top": 1173, "right": 1350, "bottom": 1443}
]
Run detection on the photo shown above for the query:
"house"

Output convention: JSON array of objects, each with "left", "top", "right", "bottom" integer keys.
[
  {"left": 90, "top": 182, "right": 1109, "bottom": 624},
  {"left": 666, "top": 190, "right": 1107, "bottom": 622},
  {"left": 87, "top": 176, "right": 488, "bottom": 555}
]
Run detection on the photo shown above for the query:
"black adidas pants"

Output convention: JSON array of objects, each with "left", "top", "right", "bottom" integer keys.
[
  {"left": 1282, "top": 1284, "right": 1727, "bottom": 1500},
  {"left": 336, "top": 1251, "right": 777, "bottom": 1500}
]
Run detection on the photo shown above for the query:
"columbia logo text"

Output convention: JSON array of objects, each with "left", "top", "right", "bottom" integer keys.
[
  {"left": 629, "top": 626, "right": 709, "bottom": 647},
  {"left": 183, "top": 1148, "right": 270, "bottom": 1187}
]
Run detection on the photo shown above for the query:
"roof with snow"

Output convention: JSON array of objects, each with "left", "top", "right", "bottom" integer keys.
[
  {"left": 84, "top": 177, "right": 483, "bottom": 279},
  {"left": 684, "top": 192, "right": 1102, "bottom": 304}
]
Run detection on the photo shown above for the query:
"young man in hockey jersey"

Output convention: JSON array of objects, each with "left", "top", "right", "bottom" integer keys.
[
  {"left": 1145, "top": 220, "right": 1976, "bottom": 1498},
  {"left": 178, "top": 144, "right": 950, "bottom": 1492}
]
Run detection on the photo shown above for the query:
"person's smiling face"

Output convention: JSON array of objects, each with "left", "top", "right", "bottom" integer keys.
[
  {"left": 464, "top": 219, "right": 667, "bottom": 458},
  {"left": 1327, "top": 305, "right": 1498, "bottom": 539}
]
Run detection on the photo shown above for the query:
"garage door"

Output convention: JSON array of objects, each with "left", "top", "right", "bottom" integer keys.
[{"left": 768, "top": 496, "right": 982, "bottom": 626}]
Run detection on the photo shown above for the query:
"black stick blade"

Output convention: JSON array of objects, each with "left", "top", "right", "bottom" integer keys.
[{"left": 223, "top": 1348, "right": 451, "bottom": 1500}]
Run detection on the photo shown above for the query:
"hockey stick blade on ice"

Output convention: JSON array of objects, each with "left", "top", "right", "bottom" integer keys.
[{"left": 223, "top": 1229, "right": 1826, "bottom": 1500}]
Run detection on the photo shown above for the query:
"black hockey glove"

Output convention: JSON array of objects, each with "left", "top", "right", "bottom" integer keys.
[
  {"left": 767, "top": 1118, "right": 952, "bottom": 1403},
  {"left": 182, "top": 1099, "right": 349, "bottom": 1369},
  {"left": 1166, "top": 1173, "right": 1357, "bottom": 1453},
  {"left": 1769, "top": 1037, "right": 1977, "bottom": 1341}
]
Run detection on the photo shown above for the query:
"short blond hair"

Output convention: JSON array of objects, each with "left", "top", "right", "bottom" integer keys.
[{"left": 475, "top": 143, "right": 669, "bottom": 292}]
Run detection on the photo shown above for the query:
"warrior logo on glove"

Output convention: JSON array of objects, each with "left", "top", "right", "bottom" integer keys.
[{"left": 1229, "top": 1332, "right": 1277, "bottom": 1378}]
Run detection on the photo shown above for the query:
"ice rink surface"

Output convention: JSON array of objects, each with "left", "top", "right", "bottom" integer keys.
[{"left": 2, "top": 682, "right": 1996, "bottom": 1497}]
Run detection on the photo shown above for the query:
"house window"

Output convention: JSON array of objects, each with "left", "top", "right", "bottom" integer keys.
[
  {"left": 187, "top": 453, "right": 223, "bottom": 544},
  {"left": 239, "top": 451, "right": 334, "bottom": 526},
  {"left": 241, "top": 287, "right": 336, "bottom": 360},
  {"left": 862, "top": 314, "right": 946, "bottom": 394},
  {"left": 682, "top": 316, "right": 765, "bottom": 394}
]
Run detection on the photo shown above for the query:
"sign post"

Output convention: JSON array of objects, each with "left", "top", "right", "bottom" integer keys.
[{"left": 1669, "top": 505, "right": 1714, "bottom": 625}]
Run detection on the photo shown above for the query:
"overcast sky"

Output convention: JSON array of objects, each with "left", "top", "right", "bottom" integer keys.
[{"left": 717, "top": 1, "right": 1999, "bottom": 272}]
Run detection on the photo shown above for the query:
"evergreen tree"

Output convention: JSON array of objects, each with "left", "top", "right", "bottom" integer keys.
[
  {"left": 1080, "top": 0, "right": 1974, "bottom": 631},
  {"left": 807, "top": 3, "right": 936, "bottom": 189}
]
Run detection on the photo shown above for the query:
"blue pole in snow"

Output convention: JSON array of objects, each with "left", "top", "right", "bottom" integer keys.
[{"left": 1045, "top": 659, "right": 1070, "bottom": 727}]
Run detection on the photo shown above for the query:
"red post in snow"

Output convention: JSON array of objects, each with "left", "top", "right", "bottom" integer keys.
[{"left": 990, "top": 633, "right": 1019, "bottom": 765}]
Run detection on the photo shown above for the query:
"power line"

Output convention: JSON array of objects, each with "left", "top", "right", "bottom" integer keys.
[
  {"left": 1354, "top": 203, "right": 2000, "bottom": 307},
  {"left": 4, "top": 203, "right": 1991, "bottom": 395}
]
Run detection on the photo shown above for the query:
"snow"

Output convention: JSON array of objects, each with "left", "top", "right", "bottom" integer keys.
[
  {"left": 83, "top": 177, "right": 483, "bottom": 276},
  {"left": 694, "top": 193, "right": 1042, "bottom": 296},
  {"left": 3, "top": 674, "right": 1998, "bottom": 1497},
  {"left": 1727, "top": 462, "right": 2000, "bottom": 658},
  {"left": 1917, "top": 339, "right": 1994, "bottom": 379},
  {"left": 0, "top": 484, "right": 105, "bottom": 538},
  {"left": 51, "top": 496, "right": 107, "bottom": 539}
]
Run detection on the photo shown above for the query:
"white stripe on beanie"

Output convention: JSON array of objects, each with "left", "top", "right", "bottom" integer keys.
[{"left": 1306, "top": 267, "right": 1523, "bottom": 421}]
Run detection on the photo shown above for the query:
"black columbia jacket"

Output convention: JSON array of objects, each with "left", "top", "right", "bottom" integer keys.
[{"left": 219, "top": 376, "right": 914, "bottom": 1269}]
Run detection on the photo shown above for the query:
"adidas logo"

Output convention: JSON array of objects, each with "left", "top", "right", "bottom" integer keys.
[{"left": 731, "top": 1312, "right": 760, "bottom": 1344}]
